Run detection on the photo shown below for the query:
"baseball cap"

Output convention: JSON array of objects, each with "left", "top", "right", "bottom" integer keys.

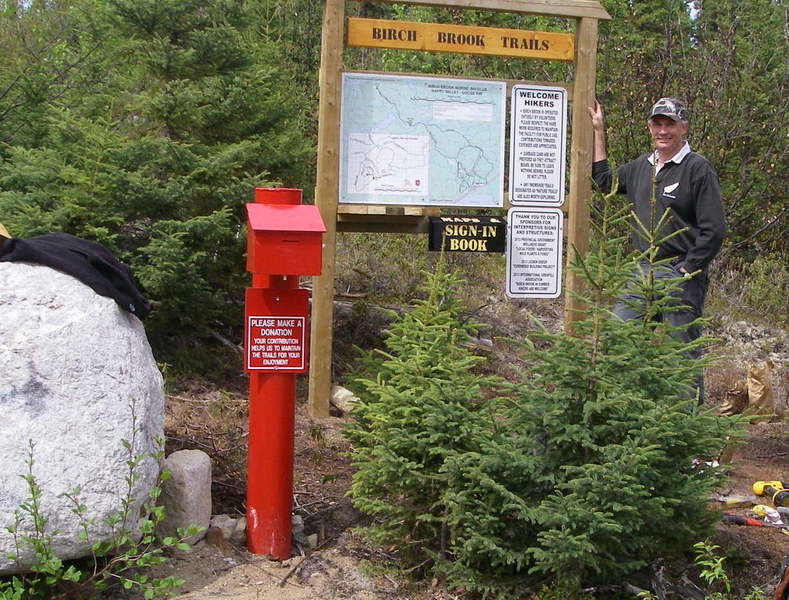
[{"left": 648, "top": 97, "right": 688, "bottom": 121}]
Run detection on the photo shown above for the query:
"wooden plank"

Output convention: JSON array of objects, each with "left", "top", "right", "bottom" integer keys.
[
  {"left": 308, "top": 0, "right": 345, "bottom": 419},
  {"left": 404, "top": 206, "right": 441, "bottom": 216},
  {"left": 337, "top": 214, "right": 433, "bottom": 233},
  {"left": 338, "top": 204, "right": 440, "bottom": 217},
  {"left": 563, "top": 17, "right": 598, "bottom": 331},
  {"left": 347, "top": 17, "right": 574, "bottom": 61},
  {"left": 352, "top": 0, "right": 611, "bottom": 20}
]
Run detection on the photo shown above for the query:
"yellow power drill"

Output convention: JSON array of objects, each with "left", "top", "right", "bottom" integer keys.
[{"left": 753, "top": 481, "right": 789, "bottom": 507}]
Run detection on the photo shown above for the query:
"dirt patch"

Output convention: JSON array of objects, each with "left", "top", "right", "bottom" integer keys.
[
  {"left": 158, "top": 536, "right": 405, "bottom": 600},
  {"left": 710, "top": 419, "right": 789, "bottom": 596}
]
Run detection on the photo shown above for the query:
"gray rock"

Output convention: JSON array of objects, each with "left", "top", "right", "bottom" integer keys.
[
  {"left": 230, "top": 516, "right": 247, "bottom": 546},
  {"left": 157, "top": 450, "right": 212, "bottom": 544},
  {"left": 0, "top": 263, "right": 164, "bottom": 574},
  {"left": 209, "top": 514, "right": 237, "bottom": 540},
  {"left": 330, "top": 385, "right": 359, "bottom": 415},
  {"left": 209, "top": 514, "right": 246, "bottom": 546},
  {"left": 291, "top": 514, "right": 305, "bottom": 535}
]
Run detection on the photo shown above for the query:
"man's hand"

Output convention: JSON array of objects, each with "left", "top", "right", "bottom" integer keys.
[
  {"left": 588, "top": 99, "right": 607, "bottom": 161},
  {"left": 588, "top": 99, "right": 605, "bottom": 132}
]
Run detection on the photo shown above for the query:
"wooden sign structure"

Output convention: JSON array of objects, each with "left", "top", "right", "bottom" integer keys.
[
  {"left": 347, "top": 18, "right": 575, "bottom": 61},
  {"left": 309, "top": 0, "right": 610, "bottom": 418}
]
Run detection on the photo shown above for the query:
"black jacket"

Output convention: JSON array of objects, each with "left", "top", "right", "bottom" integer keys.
[
  {"left": 592, "top": 151, "right": 726, "bottom": 272},
  {"left": 0, "top": 233, "right": 150, "bottom": 318}
]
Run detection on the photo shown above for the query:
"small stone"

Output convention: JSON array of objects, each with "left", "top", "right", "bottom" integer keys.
[
  {"left": 157, "top": 449, "right": 212, "bottom": 544},
  {"left": 331, "top": 385, "right": 359, "bottom": 415},
  {"left": 291, "top": 514, "right": 305, "bottom": 534},
  {"left": 229, "top": 517, "right": 246, "bottom": 546},
  {"left": 209, "top": 514, "right": 238, "bottom": 540}
]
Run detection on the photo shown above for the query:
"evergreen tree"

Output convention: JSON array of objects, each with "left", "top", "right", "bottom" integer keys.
[
  {"left": 0, "top": 0, "right": 118, "bottom": 148},
  {"left": 686, "top": 0, "right": 788, "bottom": 258},
  {"left": 345, "top": 260, "right": 500, "bottom": 566},
  {"left": 0, "top": 0, "right": 313, "bottom": 371},
  {"left": 346, "top": 187, "right": 742, "bottom": 598}
]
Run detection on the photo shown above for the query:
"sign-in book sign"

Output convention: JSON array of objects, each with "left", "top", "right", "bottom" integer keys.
[{"left": 509, "top": 85, "right": 568, "bottom": 207}]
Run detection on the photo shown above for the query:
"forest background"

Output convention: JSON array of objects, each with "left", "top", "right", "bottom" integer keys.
[{"left": 0, "top": 0, "right": 786, "bottom": 375}]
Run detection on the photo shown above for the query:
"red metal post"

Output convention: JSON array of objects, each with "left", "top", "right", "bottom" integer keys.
[
  {"left": 253, "top": 187, "right": 302, "bottom": 205},
  {"left": 246, "top": 187, "right": 302, "bottom": 559},
  {"left": 246, "top": 371, "right": 296, "bottom": 557}
]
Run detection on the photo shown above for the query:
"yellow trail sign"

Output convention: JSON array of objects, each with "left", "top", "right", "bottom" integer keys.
[{"left": 346, "top": 17, "right": 574, "bottom": 61}]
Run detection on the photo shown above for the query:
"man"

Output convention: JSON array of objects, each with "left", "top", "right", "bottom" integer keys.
[{"left": 588, "top": 97, "right": 726, "bottom": 402}]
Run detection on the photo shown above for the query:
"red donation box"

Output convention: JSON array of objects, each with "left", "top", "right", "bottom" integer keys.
[
  {"left": 243, "top": 187, "right": 325, "bottom": 560},
  {"left": 246, "top": 202, "right": 325, "bottom": 276}
]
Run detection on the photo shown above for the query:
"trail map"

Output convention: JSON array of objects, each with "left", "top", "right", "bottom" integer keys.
[{"left": 339, "top": 73, "right": 506, "bottom": 207}]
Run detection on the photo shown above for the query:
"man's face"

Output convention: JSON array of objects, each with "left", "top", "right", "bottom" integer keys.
[{"left": 647, "top": 115, "right": 688, "bottom": 157}]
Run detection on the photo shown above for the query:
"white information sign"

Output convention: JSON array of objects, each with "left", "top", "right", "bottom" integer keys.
[
  {"left": 506, "top": 208, "right": 563, "bottom": 298},
  {"left": 509, "top": 84, "right": 568, "bottom": 207}
]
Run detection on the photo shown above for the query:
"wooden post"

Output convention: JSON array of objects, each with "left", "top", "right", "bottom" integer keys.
[
  {"left": 308, "top": 0, "right": 345, "bottom": 419},
  {"left": 564, "top": 17, "right": 599, "bottom": 332}
]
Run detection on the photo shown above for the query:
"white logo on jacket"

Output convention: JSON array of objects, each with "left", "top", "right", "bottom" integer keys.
[{"left": 663, "top": 182, "right": 679, "bottom": 198}]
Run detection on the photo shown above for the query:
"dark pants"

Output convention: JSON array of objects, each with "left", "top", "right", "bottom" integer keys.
[{"left": 614, "top": 261, "right": 709, "bottom": 403}]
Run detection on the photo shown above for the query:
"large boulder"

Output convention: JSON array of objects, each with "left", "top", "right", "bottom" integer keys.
[{"left": 0, "top": 262, "right": 164, "bottom": 574}]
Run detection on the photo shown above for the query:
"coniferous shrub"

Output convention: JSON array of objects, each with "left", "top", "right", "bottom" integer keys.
[
  {"left": 345, "top": 190, "right": 742, "bottom": 598},
  {"left": 0, "top": 1, "right": 313, "bottom": 374},
  {"left": 345, "top": 260, "right": 501, "bottom": 566}
]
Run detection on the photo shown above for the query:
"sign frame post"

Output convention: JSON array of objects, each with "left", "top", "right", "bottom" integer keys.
[{"left": 309, "top": 0, "right": 609, "bottom": 418}]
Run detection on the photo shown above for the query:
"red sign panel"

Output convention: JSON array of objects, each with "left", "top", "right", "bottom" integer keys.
[{"left": 244, "top": 289, "right": 309, "bottom": 373}]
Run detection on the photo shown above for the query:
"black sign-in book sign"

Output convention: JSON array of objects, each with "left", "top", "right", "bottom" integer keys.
[{"left": 428, "top": 216, "right": 506, "bottom": 253}]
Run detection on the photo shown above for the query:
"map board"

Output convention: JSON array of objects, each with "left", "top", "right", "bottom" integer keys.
[
  {"left": 506, "top": 208, "right": 563, "bottom": 298},
  {"left": 509, "top": 84, "right": 568, "bottom": 206},
  {"left": 339, "top": 73, "right": 506, "bottom": 207}
]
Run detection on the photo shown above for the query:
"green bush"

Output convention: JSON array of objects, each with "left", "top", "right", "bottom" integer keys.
[
  {"left": 0, "top": 407, "right": 201, "bottom": 600},
  {"left": 345, "top": 258, "right": 500, "bottom": 566},
  {"left": 706, "top": 253, "right": 788, "bottom": 330},
  {"left": 635, "top": 541, "right": 766, "bottom": 600},
  {"left": 345, "top": 191, "right": 743, "bottom": 598},
  {"left": 0, "top": 0, "right": 313, "bottom": 372},
  {"left": 742, "top": 255, "right": 789, "bottom": 328}
]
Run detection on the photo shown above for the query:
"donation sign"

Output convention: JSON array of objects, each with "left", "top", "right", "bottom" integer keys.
[
  {"left": 247, "top": 317, "right": 306, "bottom": 371},
  {"left": 506, "top": 208, "right": 563, "bottom": 298},
  {"left": 244, "top": 289, "right": 309, "bottom": 372},
  {"left": 509, "top": 84, "right": 568, "bottom": 207}
]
